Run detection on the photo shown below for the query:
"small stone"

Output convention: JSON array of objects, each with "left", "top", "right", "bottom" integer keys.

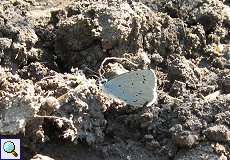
[
  {"left": 170, "top": 80, "right": 187, "bottom": 97},
  {"left": 136, "top": 50, "right": 151, "bottom": 68},
  {"left": 150, "top": 53, "right": 163, "bottom": 64},
  {"left": 35, "top": 126, "right": 45, "bottom": 143},
  {"left": 39, "top": 96, "right": 60, "bottom": 115},
  {"left": 219, "top": 154, "right": 227, "bottom": 160},
  {"left": 204, "top": 125, "right": 230, "bottom": 142},
  {"left": 172, "top": 131, "right": 198, "bottom": 148},
  {"left": 144, "top": 134, "right": 154, "bottom": 140},
  {"left": 0, "top": 38, "right": 12, "bottom": 49},
  {"left": 145, "top": 140, "right": 160, "bottom": 150},
  {"left": 212, "top": 143, "right": 226, "bottom": 155}
]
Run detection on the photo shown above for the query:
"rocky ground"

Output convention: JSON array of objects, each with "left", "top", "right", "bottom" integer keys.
[{"left": 0, "top": 0, "right": 230, "bottom": 159}]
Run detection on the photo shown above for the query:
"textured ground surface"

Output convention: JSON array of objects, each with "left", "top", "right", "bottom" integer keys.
[{"left": 0, "top": 0, "right": 230, "bottom": 159}]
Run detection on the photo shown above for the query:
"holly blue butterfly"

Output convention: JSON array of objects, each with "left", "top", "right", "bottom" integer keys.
[{"left": 101, "top": 69, "right": 157, "bottom": 107}]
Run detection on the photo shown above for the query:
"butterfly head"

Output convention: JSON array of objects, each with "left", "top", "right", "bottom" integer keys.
[{"left": 96, "top": 78, "right": 108, "bottom": 86}]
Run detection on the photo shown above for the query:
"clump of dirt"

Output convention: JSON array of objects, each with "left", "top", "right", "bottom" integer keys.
[{"left": 0, "top": 0, "right": 230, "bottom": 160}]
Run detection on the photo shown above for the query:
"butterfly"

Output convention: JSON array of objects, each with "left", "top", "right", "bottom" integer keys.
[{"left": 100, "top": 69, "right": 157, "bottom": 107}]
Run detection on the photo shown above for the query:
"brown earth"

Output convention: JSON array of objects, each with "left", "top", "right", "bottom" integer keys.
[{"left": 0, "top": 0, "right": 230, "bottom": 160}]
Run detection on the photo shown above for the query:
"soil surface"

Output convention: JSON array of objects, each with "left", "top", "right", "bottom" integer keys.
[{"left": 0, "top": 0, "right": 230, "bottom": 160}]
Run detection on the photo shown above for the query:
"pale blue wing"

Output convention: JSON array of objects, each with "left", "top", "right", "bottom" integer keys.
[{"left": 101, "top": 69, "right": 157, "bottom": 107}]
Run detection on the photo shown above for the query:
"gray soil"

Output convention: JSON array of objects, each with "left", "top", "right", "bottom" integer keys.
[{"left": 0, "top": 0, "right": 230, "bottom": 160}]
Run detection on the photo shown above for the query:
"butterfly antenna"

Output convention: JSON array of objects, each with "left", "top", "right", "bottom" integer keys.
[
  {"left": 82, "top": 66, "right": 101, "bottom": 79},
  {"left": 99, "top": 57, "right": 138, "bottom": 77}
]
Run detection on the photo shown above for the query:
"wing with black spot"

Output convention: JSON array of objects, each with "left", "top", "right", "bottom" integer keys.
[{"left": 101, "top": 69, "right": 157, "bottom": 107}]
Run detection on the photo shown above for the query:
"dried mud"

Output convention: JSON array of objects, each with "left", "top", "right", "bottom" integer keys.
[{"left": 0, "top": 0, "right": 230, "bottom": 160}]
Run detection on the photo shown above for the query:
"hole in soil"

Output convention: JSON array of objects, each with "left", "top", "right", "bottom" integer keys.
[
  {"left": 42, "top": 118, "right": 72, "bottom": 143},
  {"left": 164, "top": 7, "right": 179, "bottom": 18}
]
